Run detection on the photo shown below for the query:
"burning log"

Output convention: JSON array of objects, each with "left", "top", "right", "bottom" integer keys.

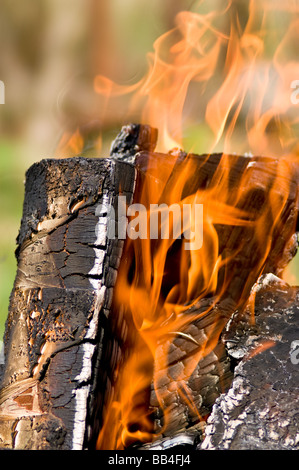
[
  {"left": 99, "top": 127, "right": 298, "bottom": 449},
  {"left": 148, "top": 298, "right": 235, "bottom": 440},
  {"left": 0, "top": 155, "right": 136, "bottom": 449},
  {"left": 0, "top": 124, "right": 298, "bottom": 450},
  {"left": 136, "top": 276, "right": 299, "bottom": 451}
]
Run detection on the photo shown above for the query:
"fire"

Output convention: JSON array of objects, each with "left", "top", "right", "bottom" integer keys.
[
  {"left": 57, "top": 1, "right": 299, "bottom": 449},
  {"left": 96, "top": 150, "right": 297, "bottom": 449},
  {"left": 245, "top": 339, "right": 277, "bottom": 360}
]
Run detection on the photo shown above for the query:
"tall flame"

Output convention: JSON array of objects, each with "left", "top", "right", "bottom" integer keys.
[
  {"left": 82, "top": 0, "right": 298, "bottom": 449},
  {"left": 90, "top": 0, "right": 299, "bottom": 158}
]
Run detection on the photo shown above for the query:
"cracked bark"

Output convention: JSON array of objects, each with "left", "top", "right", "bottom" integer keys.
[
  {"left": 0, "top": 155, "right": 137, "bottom": 449},
  {"left": 200, "top": 275, "right": 299, "bottom": 450}
]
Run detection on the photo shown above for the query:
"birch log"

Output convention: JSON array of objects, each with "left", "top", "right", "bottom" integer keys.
[{"left": 0, "top": 156, "right": 136, "bottom": 449}]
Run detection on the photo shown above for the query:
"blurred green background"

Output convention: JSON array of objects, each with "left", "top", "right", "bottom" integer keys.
[
  {"left": 0, "top": 0, "right": 197, "bottom": 340},
  {"left": 0, "top": 0, "right": 298, "bottom": 340}
]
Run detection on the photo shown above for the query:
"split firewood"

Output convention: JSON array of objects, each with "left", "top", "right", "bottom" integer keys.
[
  {"left": 148, "top": 298, "right": 235, "bottom": 440},
  {"left": 0, "top": 156, "right": 136, "bottom": 449}
]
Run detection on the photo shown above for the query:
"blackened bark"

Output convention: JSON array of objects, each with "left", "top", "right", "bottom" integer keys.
[
  {"left": 200, "top": 275, "right": 299, "bottom": 450},
  {"left": 139, "top": 276, "right": 299, "bottom": 451},
  {"left": 0, "top": 156, "right": 136, "bottom": 449},
  {"left": 110, "top": 123, "right": 158, "bottom": 163}
]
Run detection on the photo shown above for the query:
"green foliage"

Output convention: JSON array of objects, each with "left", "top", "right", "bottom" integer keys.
[{"left": 0, "top": 139, "right": 25, "bottom": 338}]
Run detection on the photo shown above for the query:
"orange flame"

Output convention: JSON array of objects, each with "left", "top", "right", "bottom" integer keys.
[
  {"left": 90, "top": 0, "right": 299, "bottom": 158},
  {"left": 56, "top": 1, "right": 299, "bottom": 159},
  {"left": 75, "top": 0, "right": 298, "bottom": 449},
  {"left": 97, "top": 153, "right": 297, "bottom": 449}
]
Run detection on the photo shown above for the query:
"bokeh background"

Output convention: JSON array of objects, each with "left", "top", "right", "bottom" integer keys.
[{"left": 0, "top": 0, "right": 298, "bottom": 340}]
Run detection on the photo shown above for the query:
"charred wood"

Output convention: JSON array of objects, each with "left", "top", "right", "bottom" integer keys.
[
  {"left": 0, "top": 156, "right": 136, "bottom": 449},
  {"left": 119, "top": 132, "right": 298, "bottom": 446},
  {"left": 140, "top": 276, "right": 299, "bottom": 450},
  {"left": 200, "top": 275, "right": 299, "bottom": 450}
]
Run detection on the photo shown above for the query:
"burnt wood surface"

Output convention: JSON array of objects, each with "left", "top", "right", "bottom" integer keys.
[
  {"left": 0, "top": 156, "right": 136, "bottom": 449},
  {"left": 200, "top": 275, "right": 299, "bottom": 450},
  {"left": 135, "top": 149, "right": 298, "bottom": 302},
  {"left": 148, "top": 298, "right": 235, "bottom": 440},
  {"left": 139, "top": 275, "right": 299, "bottom": 450},
  {"left": 0, "top": 123, "right": 159, "bottom": 450}
]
